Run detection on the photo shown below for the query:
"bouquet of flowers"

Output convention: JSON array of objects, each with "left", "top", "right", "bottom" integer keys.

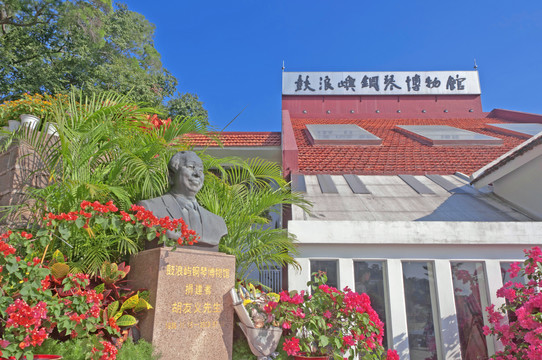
[{"left": 236, "top": 284, "right": 280, "bottom": 329}]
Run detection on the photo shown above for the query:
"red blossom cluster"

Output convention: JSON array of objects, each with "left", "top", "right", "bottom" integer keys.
[
  {"left": 92, "top": 340, "right": 118, "bottom": 360},
  {"left": 0, "top": 238, "right": 16, "bottom": 256},
  {"left": 146, "top": 114, "right": 171, "bottom": 129},
  {"left": 279, "top": 289, "right": 304, "bottom": 304},
  {"left": 43, "top": 200, "right": 200, "bottom": 246},
  {"left": 282, "top": 337, "right": 300, "bottom": 356},
  {"left": 129, "top": 204, "right": 199, "bottom": 245},
  {"left": 5, "top": 300, "right": 49, "bottom": 349}
]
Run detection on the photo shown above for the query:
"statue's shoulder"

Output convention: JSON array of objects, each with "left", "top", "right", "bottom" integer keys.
[
  {"left": 199, "top": 207, "right": 227, "bottom": 234},
  {"left": 137, "top": 194, "right": 176, "bottom": 219},
  {"left": 138, "top": 193, "right": 173, "bottom": 207}
]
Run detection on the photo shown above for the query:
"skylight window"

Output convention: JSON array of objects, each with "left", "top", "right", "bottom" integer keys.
[
  {"left": 306, "top": 124, "right": 381, "bottom": 145},
  {"left": 486, "top": 123, "right": 542, "bottom": 138},
  {"left": 396, "top": 125, "right": 502, "bottom": 146}
]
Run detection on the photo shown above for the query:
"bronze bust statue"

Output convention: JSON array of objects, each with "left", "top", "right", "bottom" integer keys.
[{"left": 138, "top": 151, "right": 227, "bottom": 252}]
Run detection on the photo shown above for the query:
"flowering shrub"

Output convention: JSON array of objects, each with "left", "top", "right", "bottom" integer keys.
[
  {"left": 277, "top": 272, "right": 399, "bottom": 360},
  {"left": 0, "top": 231, "right": 105, "bottom": 359},
  {"left": 0, "top": 200, "right": 199, "bottom": 359},
  {"left": 41, "top": 200, "right": 199, "bottom": 275},
  {"left": 484, "top": 246, "right": 542, "bottom": 359}
]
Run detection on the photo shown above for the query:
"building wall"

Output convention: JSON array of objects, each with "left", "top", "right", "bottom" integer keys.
[
  {"left": 492, "top": 154, "right": 542, "bottom": 220},
  {"left": 282, "top": 94, "right": 484, "bottom": 119},
  {"left": 287, "top": 220, "right": 542, "bottom": 359}
]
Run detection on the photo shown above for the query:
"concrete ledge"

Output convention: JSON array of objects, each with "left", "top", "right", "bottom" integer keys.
[{"left": 288, "top": 220, "right": 542, "bottom": 245}]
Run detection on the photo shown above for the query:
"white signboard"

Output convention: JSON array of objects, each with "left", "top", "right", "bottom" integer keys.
[{"left": 282, "top": 71, "right": 481, "bottom": 95}]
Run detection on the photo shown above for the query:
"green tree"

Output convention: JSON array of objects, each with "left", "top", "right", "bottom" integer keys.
[
  {"left": 166, "top": 92, "right": 208, "bottom": 125},
  {"left": 0, "top": 0, "right": 177, "bottom": 107}
]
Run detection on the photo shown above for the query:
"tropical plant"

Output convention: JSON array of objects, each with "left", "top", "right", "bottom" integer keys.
[
  {"left": 0, "top": 227, "right": 160, "bottom": 360},
  {"left": 1, "top": 90, "right": 208, "bottom": 227},
  {"left": 277, "top": 272, "right": 399, "bottom": 360},
  {"left": 196, "top": 155, "right": 311, "bottom": 283},
  {"left": 484, "top": 246, "right": 542, "bottom": 359}
]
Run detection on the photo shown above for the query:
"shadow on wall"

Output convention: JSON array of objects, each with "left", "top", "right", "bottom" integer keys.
[
  {"left": 394, "top": 314, "right": 462, "bottom": 360},
  {"left": 414, "top": 184, "right": 521, "bottom": 222},
  {"left": 440, "top": 314, "right": 462, "bottom": 360}
]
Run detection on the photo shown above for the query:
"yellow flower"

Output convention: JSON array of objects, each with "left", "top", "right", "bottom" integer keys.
[{"left": 243, "top": 299, "right": 253, "bottom": 306}]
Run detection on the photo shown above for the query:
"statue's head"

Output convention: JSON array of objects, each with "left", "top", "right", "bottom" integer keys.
[{"left": 168, "top": 151, "right": 204, "bottom": 199}]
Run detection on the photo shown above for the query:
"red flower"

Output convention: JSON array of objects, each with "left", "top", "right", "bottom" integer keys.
[
  {"left": 342, "top": 335, "right": 356, "bottom": 347},
  {"left": 283, "top": 337, "right": 300, "bottom": 356},
  {"left": 282, "top": 321, "right": 291, "bottom": 329},
  {"left": 264, "top": 301, "right": 278, "bottom": 314},
  {"left": 0, "top": 239, "right": 16, "bottom": 256},
  {"left": 386, "top": 349, "right": 400, "bottom": 360}
]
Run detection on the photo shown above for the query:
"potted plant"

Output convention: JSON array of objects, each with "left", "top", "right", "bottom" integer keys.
[
  {"left": 277, "top": 272, "right": 398, "bottom": 360},
  {"left": 0, "top": 93, "right": 65, "bottom": 132}
]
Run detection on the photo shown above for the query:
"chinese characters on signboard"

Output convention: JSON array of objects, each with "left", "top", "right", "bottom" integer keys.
[
  {"left": 163, "top": 262, "right": 230, "bottom": 331},
  {"left": 283, "top": 71, "right": 481, "bottom": 95}
]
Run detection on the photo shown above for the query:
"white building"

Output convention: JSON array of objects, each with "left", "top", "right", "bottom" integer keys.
[{"left": 280, "top": 71, "right": 542, "bottom": 359}]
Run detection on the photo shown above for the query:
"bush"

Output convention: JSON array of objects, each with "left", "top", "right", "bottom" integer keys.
[{"left": 484, "top": 246, "right": 542, "bottom": 359}]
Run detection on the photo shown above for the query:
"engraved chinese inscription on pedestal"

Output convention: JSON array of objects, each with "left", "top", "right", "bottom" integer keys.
[{"left": 129, "top": 247, "right": 235, "bottom": 360}]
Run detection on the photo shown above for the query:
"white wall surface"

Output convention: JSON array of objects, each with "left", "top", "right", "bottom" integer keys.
[{"left": 492, "top": 154, "right": 542, "bottom": 220}]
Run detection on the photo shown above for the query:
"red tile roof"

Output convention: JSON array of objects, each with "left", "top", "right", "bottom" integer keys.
[
  {"left": 291, "top": 117, "right": 530, "bottom": 175},
  {"left": 184, "top": 132, "right": 281, "bottom": 147}
]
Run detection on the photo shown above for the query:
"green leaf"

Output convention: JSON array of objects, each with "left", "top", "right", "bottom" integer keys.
[
  {"left": 125, "top": 223, "right": 134, "bottom": 235},
  {"left": 111, "top": 217, "right": 121, "bottom": 231},
  {"left": 6, "top": 262, "right": 18, "bottom": 273},
  {"left": 75, "top": 217, "right": 86, "bottom": 229},
  {"left": 319, "top": 335, "right": 329, "bottom": 347},
  {"left": 59, "top": 223, "right": 72, "bottom": 238},
  {"left": 120, "top": 294, "right": 139, "bottom": 311},
  {"left": 52, "top": 249, "right": 65, "bottom": 263},
  {"left": 107, "top": 301, "right": 119, "bottom": 318},
  {"left": 134, "top": 297, "right": 153, "bottom": 312},
  {"left": 95, "top": 217, "right": 109, "bottom": 230},
  {"left": 116, "top": 314, "right": 137, "bottom": 327},
  {"left": 94, "top": 283, "right": 105, "bottom": 294},
  {"left": 146, "top": 231, "right": 156, "bottom": 241}
]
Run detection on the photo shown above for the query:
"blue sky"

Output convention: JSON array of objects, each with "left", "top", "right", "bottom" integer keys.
[{"left": 123, "top": 0, "right": 542, "bottom": 132}]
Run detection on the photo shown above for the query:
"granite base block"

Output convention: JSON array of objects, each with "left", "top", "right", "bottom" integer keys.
[{"left": 129, "top": 247, "right": 236, "bottom": 360}]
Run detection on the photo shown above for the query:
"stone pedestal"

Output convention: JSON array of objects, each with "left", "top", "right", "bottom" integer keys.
[{"left": 129, "top": 247, "right": 235, "bottom": 360}]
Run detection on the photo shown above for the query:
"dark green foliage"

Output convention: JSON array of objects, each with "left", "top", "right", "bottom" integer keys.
[
  {"left": 0, "top": 1, "right": 187, "bottom": 108},
  {"left": 166, "top": 92, "right": 208, "bottom": 125},
  {"left": 117, "top": 338, "right": 159, "bottom": 360},
  {"left": 232, "top": 335, "right": 254, "bottom": 360},
  {"left": 33, "top": 337, "right": 159, "bottom": 360},
  {"left": 33, "top": 338, "right": 95, "bottom": 360}
]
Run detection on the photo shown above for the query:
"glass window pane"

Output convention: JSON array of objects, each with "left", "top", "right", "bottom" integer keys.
[
  {"left": 402, "top": 261, "right": 440, "bottom": 360},
  {"left": 501, "top": 262, "right": 526, "bottom": 285},
  {"left": 310, "top": 260, "right": 338, "bottom": 288},
  {"left": 354, "top": 261, "right": 390, "bottom": 349},
  {"left": 451, "top": 262, "right": 489, "bottom": 359}
]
